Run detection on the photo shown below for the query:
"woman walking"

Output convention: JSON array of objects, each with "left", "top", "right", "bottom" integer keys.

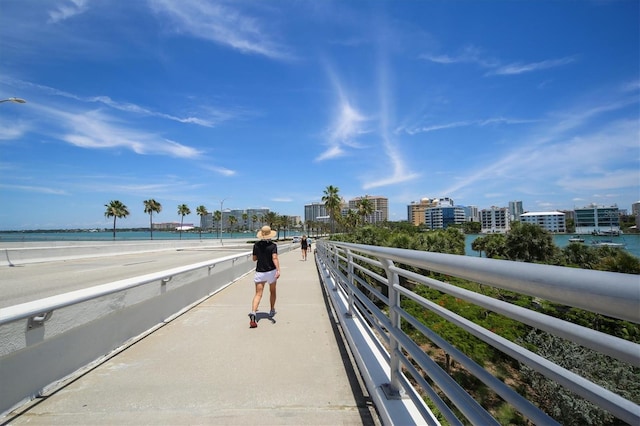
[
  {"left": 301, "top": 235, "right": 308, "bottom": 260},
  {"left": 249, "top": 226, "right": 280, "bottom": 328}
]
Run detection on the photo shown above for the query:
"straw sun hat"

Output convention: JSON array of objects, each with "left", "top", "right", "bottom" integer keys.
[{"left": 256, "top": 225, "right": 277, "bottom": 240}]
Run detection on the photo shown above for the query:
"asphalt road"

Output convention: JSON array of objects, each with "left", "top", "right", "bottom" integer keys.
[{"left": 0, "top": 246, "right": 252, "bottom": 308}]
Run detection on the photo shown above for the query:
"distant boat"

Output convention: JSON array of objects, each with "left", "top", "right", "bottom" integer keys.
[
  {"left": 592, "top": 229, "right": 621, "bottom": 236},
  {"left": 591, "top": 240, "right": 626, "bottom": 248},
  {"left": 568, "top": 236, "right": 585, "bottom": 243}
]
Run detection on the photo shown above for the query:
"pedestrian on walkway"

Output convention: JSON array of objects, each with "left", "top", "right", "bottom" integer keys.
[
  {"left": 249, "top": 225, "right": 280, "bottom": 328},
  {"left": 301, "top": 235, "right": 308, "bottom": 260}
]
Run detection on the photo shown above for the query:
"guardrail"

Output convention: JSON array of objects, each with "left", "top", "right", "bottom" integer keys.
[
  {"left": 315, "top": 240, "right": 640, "bottom": 425},
  {"left": 0, "top": 244, "right": 291, "bottom": 416}
]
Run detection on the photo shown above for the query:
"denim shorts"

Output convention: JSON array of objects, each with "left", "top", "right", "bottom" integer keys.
[{"left": 254, "top": 269, "right": 277, "bottom": 284}]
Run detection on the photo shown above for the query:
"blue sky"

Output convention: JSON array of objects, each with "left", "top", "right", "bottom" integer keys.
[{"left": 1, "top": 0, "right": 638, "bottom": 230}]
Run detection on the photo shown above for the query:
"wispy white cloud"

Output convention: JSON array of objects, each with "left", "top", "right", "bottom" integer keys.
[
  {"left": 440, "top": 101, "right": 639, "bottom": 199},
  {"left": 202, "top": 165, "right": 236, "bottom": 177},
  {"left": 421, "top": 45, "right": 575, "bottom": 76},
  {"left": 149, "top": 0, "right": 292, "bottom": 60},
  {"left": 490, "top": 56, "right": 576, "bottom": 76},
  {"left": 316, "top": 65, "right": 369, "bottom": 161},
  {"left": 0, "top": 183, "right": 69, "bottom": 195},
  {"left": 1, "top": 77, "right": 229, "bottom": 127},
  {"left": 400, "top": 117, "right": 537, "bottom": 135},
  {"left": 48, "top": 0, "right": 89, "bottom": 23},
  {"left": 420, "top": 45, "right": 498, "bottom": 68},
  {"left": 41, "top": 107, "right": 203, "bottom": 158},
  {"left": 363, "top": 41, "right": 420, "bottom": 190}
]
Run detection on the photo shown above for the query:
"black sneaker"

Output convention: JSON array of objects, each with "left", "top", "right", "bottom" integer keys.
[{"left": 249, "top": 313, "right": 257, "bottom": 328}]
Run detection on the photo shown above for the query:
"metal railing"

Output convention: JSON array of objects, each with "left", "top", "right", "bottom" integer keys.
[{"left": 315, "top": 240, "right": 640, "bottom": 425}]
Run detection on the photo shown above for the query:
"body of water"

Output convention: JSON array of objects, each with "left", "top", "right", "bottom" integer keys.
[
  {"left": 1, "top": 230, "right": 638, "bottom": 258},
  {"left": 464, "top": 233, "right": 640, "bottom": 259}
]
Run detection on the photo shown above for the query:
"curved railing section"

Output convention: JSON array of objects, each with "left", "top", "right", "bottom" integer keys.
[{"left": 314, "top": 240, "right": 640, "bottom": 426}]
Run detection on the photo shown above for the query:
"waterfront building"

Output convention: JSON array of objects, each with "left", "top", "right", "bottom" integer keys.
[
  {"left": 348, "top": 196, "right": 389, "bottom": 224},
  {"left": 425, "top": 205, "right": 466, "bottom": 229},
  {"left": 509, "top": 201, "right": 524, "bottom": 222},
  {"left": 520, "top": 211, "right": 566, "bottom": 233},
  {"left": 305, "top": 202, "right": 329, "bottom": 224},
  {"left": 480, "top": 207, "right": 511, "bottom": 233},
  {"left": 574, "top": 204, "right": 620, "bottom": 235},
  {"left": 407, "top": 198, "right": 436, "bottom": 226}
]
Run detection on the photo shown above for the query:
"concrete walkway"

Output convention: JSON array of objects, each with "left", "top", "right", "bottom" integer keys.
[{"left": 3, "top": 249, "right": 380, "bottom": 425}]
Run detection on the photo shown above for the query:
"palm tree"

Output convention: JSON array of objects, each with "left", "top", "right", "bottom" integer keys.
[
  {"left": 264, "top": 211, "right": 278, "bottom": 228},
  {"left": 251, "top": 214, "right": 258, "bottom": 231},
  {"left": 213, "top": 210, "right": 222, "bottom": 238},
  {"left": 357, "top": 195, "right": 375, "bottom": 226},
  {"left": 104, "top": 200, "right": 129, "bottom": 240},
  {"left": 242, "top": 213, "right": 248, "bottom": 232},
  {"left": 345, "top": 209, "right": 359, "bottom": 231},
  {"left": 196, "top": 205, "right": 208, "bottom": 240},
  {"left": 322, "top": 185, "right": 341, "bottom": 234},
  {"left": 177, "top": 204, "right": 191, "bottom": 240},
  {"left": 228, "top": 215, "right": 237, "bottom": 238},
  {"left": 143, "top": 199, "right": 162, "bottom": 240}
]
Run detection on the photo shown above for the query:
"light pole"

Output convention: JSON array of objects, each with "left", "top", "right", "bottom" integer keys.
[
  {"left": 219, "top": 197, "right": 229, "bottom": 245},
  {"left": 0, "top": 97, "right": 26, "bottom": 104}
]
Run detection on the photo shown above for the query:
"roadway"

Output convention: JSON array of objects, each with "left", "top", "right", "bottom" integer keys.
[{"left": 0, "top": 243, "right": 253, "bottom": 308}]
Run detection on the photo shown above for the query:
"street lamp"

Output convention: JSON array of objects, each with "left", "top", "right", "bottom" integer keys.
[
  {"left": 0, "top": 97, "right": 27, "bottom": 104},
  {"left": 219, "top": 197, "right": 229, "bottom": 245}
]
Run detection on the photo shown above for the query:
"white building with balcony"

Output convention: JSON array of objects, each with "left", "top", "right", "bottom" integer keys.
[{"left": 520, "top": 211, "right": 566, "bottom": 233}]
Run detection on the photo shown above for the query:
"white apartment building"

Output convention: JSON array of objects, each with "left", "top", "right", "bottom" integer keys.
[
  {"left": 520, "top": 211, "right": 566, "bottom": 233},
  {"left": 480, "top": 207, "right": 510, "bottom": 233}
]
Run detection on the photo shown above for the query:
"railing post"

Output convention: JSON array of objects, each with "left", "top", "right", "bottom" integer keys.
[
  {"left": 345, "top": 249, "right": 354, "bottom": 317},
  {"left": 380, "top": 258, "right": 403, "bottom": 398}
]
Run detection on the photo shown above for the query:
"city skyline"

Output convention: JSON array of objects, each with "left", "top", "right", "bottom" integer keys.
[{"left": 1, "top": 1, "right": 638, "bottom": 230}]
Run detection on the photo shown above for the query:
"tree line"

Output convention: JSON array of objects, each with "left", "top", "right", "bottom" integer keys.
[{"left": 104, "top": 199, "right": 299, "bottom": 241}]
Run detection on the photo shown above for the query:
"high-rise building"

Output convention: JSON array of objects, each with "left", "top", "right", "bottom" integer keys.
[
  {"left": 304, "top": 202, "right": 329, "bottom": 223},
  {"left": 480, "top": 207, "right": 511, "bottom": 233},
  {"left": 520, "top": 211, "right": 566, "bottom": 233},
  {"left": 509, "top": 201, "right": 524, "bottom": 222},
  {"left": 348, "top": 196, "right": 389, "bottom": 223},
  {"left": 407, "top": 198, "right": 436, "bottom": 226},
  {"left": 465, "top": 205, "right": 479, "bottom": 222}
]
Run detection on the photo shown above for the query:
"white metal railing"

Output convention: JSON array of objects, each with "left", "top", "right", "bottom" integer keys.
[{"left": 315, "top": 240, "right": 640, "bottom": 426}]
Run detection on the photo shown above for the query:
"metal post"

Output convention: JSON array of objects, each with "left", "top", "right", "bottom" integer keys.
[{"left": 380, "top": 258, "right": 403, "bottom": 397}]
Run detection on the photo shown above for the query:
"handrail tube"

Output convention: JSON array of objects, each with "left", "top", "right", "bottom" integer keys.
[
  {"left": 392, "top": 264, "right": 640, "bottom": 366},
  {"left": 0, "top": 252, "right": 250, "bottom": 325},
  {"left": 392, "top": 337, "right": 501, "bottom": 426},
  {"left": 399, "top": 353, "right": 465, "bottom": 426},
  {"left": 333, "top": 242, "right": 639, "bottom": 323},
  {"left": 397, "top": 306, "right": 560, "bottom": 425},
  {"left": 397, "top": 283, "right": 640, "bottom": 425}
]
